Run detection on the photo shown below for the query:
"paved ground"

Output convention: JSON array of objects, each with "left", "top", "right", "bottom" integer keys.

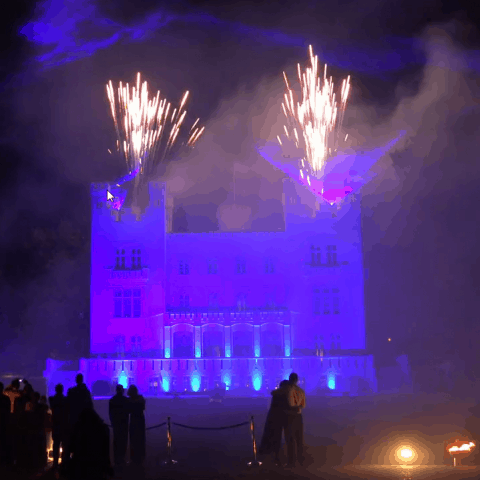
[{"left": 3, "top": 391, "right": 480, "bottom": 480}]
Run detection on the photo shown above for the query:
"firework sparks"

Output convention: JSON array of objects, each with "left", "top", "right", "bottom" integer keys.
[
  {"left": 281, "top": 45, "right": 351, "bottom": 182},
  {"left": 106, "top": 73, "right": 204, "bottom": 179}
]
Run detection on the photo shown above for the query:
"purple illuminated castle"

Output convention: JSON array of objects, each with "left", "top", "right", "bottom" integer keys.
[{"left": 44, "top": 177, "right": 377, "bottom": 397}]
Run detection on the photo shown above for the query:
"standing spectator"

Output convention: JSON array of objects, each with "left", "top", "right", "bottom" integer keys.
[
  {"left": 49, "top": 384, "right": 68, "bottom": 468},
  {"left": 63, "top": 373, "right": 93, "bottom": 473},
  {"left": 15, "top": 382, "right": 33, "bottom": 414},
  {"left": 4, "top": 379, "right": 21, "bottom": 414},
  {"left": 109, "top": 385, "right": 129, "bottom": 467},
  {"left": 259, "top": 380, "right": 291, "bottom": 466},
  {"left": 127, "top": 385, "right": 146, "bottom": 465},
  {"left": 285, "top": 372, "right": 306, "bottom": 468},
  {"left": 67, "top": 373, "right": 94, "bottom": 428},
  {"left": 14, "top": 382, "right": 34, "bottom": 467},
  {"left": 29, "top": 391, "right": 48, "bottom": 468},
  {"left": 69, "top": 407, "right": 113, "bottom": 480},
  {"left": 0, "top": 382, "right": 12, "bottom": 465}
]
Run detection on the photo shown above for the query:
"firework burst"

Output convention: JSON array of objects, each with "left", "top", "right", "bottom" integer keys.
[
  {"left": 106, "top": 73, "right": 204, "bottom": 180},
  {"left": 281, "top": 45, "right": 351, "bottom": 181}
]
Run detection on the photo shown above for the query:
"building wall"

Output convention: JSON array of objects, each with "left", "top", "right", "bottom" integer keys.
[{"left": 54, "top": 176, "right": 376, "bottom": 397}]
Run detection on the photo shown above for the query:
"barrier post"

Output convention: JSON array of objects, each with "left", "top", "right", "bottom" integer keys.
[
  {"left": 247, "top": 415, "right": 262, "bottom": 467},
  {"left": 162, "top": 416, "right": 178, "bottom": 466}
]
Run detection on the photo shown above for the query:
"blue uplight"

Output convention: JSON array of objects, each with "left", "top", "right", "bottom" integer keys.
[
  {"left": 190, "top": 370, "right": 201, "bottom": 392},
  {"left": 327, "top": 374, "right": 336, "bottom": 390},
  {"left": 118, "top": 371, "right": 128, "bottom": 389},
  {"left": 165, "top": 348, "right": 170, "bottom": 359},
  {"left": 195, "top": 347, "right": 201, "bottom": 358},
  {"left": 221, "top": 371, "right": 232, "bottom": 388},
  {"left": 162, "top": 377, "right": 170, "bottom": 392},
  {"left": 252, "top": 368, "right": 262, "bottom": 391}
]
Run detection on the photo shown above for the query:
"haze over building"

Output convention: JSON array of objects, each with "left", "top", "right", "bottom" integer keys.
[{"left": 44, "top": 175, "right": 377, "bottom": 396}]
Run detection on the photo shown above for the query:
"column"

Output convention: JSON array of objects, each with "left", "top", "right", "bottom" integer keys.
[
  {"left": 225, "top": 325, "right": 231, "bottom": 358},
  {"left": 164, "top": 326, "right": 171, "bottom": 358},
  {"left": 254, "top": 325, "right": 261, "bottom": 358},
  {"left": 195, "top": 326, "right": 201, "bottom": 358},
  {"left": 284, "top": 324, "right": 291, "bottom": 357}
]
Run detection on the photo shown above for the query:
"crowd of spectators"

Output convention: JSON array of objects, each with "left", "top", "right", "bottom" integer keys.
[{"left": 0, "top": 374, "right": 146, "bottom": 480}]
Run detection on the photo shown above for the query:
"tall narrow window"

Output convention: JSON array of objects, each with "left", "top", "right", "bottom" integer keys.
[
  {"left": 310, "top": 245, "right": 321, "bottom": 266},
  {"left": 332, "top": 287, "right": 340, "bottom": 314},
  {"left": 208, "top": 259, "right": 218, "bottom": 274},
  {"left": 313, "top": 289, "right": 321, "bottom": 314},
  {"left": 123, "top": 289, "right": 132, "bottom": 317},
  {"left": 208, "top": 293, "right": 219, "bottom": 309},
  {"left": 179, "top": 260, "right": 190, "bottom": 275},
  {"left": 323, "top": 288, "right": 330, "bottom": 315},
  {"left": 133, "top": 289, "right": 142, "bottom": 317},
  {"left": 265, "top": 292, "right": 275, "bottom": 309},
  {"left": 180, "top": 294, "right": 190, "bottom": 308},
  {"left": 327, "top": 245, "right": 337, "bottom": 266},
  {"left": 235, "top": 258, "right": 246, "bottom": 275},
  {"left": 115, "top": 249, "right": 126, "bottom": 269},
  {"left": 131, "top": 249, "right": 142, "bottom": 270},
  {"left": 236, "top": 293, "right": 247, "bottom": 311},
  {"left": 114, "top": 290, "right": 123, "bottom": 317},
  {"left": 264, "top": 257, "right": 275, "bottom": 274}
]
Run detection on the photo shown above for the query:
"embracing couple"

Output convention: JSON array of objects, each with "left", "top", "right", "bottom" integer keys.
[{"left": 259, "top": 372, "right": 306, "bottom": 468}]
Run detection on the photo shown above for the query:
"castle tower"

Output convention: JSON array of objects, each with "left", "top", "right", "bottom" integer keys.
[{"left": 90, "top": 181, "right": 167, "bottom": 357}]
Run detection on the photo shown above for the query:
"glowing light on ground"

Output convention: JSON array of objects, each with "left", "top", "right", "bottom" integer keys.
[
  {"left": 327, "top": 373, "right": 336, "bottom": 390},
  {"left": 400, "top": 448, "right": 413, "bottom": 460}
]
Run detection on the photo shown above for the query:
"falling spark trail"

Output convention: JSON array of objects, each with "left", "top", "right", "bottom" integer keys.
[
  {"left": 106, "top": 73, "right": 204, "bottom": 180},
  {"left": 281, "top": 45, "right": 351, "bottom": 182}
]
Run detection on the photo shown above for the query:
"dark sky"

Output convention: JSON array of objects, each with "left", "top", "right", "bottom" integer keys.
[{"left": 1, "top": 0, "right": 479, "bottom": 373}]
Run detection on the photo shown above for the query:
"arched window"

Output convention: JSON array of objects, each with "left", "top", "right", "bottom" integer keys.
[
  {"left": 232, "top": 325, "right": 253, "bottom": 357},
  {"left": 261, "top": 324, "right": 283, "bottom": 357},
  {"left": 202, "top": 325, "right": 224, "bottom": 357},
  {"left": 173, "top": 326, "right": 194, "bottom": 358}
]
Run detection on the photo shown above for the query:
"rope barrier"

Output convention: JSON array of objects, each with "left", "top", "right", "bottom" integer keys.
[
  {"left": 107, "top": 421, "right": 166, "bottom": 430},
  {"left": 146, "top": 421, "right": 167, "bottom": 431},
  {"left": 106, "top": 415, "right": 261, "bottom": 467},
  {"left": 172, "top": 421, "right": 249, "bottom": 430}
]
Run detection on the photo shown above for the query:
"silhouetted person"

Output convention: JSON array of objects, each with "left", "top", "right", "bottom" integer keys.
[
  {"left": 127, "top": 385, "right": 146, "bottom": 465},
  {"left": 109, "top": 385, "right": 129, "bottom": 466},
  {"left": 67, "top": 373, "right": 94, "bottom": 428},
  {"left": 29, "top": 391, "right": 48, "bottom": 468},
  {"left": 15, "top": 382, "right": 34, "bottom": 413},
  {"left": 285, "top": 372, "right": 306, "bottom": 467},
  {"left": 0, "top": 382, "right": 12, "bottom": 465},
  {"left": 259, "top": 380, "right": 291, "bottom": 465},
  {"left": 4, "top": 378, "right": 21, "bottom": 414},
  {"left": 64, "top": 373, "right": 93, "bottom": 473},
  {"left": 14, "top": 383, "right": 34, "bottom": 467},
  {"left": 49, "top": 384, "right": 68, "bottom": 468},
  {"left": 69, "top": 407, "right": 113, "bottom": 480}
]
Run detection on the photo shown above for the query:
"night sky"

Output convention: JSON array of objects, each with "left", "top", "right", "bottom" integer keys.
[{"left": 1, "top": 0, "right": 479, "bottom": 376}]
